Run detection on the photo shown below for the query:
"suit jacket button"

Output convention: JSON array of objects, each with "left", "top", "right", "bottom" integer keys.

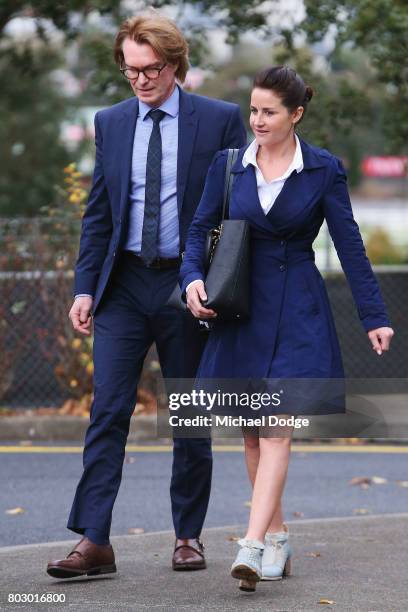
[
  {"left": 280, "top": 240, "right": 286, "bottom": 246},
  {"left": 280, "top": 264, "right": 286, "bottom": 271},
  {"left": 113, "top": 251, "right": 116, "bottom": 257}
]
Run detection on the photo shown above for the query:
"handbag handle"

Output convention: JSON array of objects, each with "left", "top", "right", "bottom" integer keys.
[{"left": 222, "top": 148, "right": 240, "bottom": 221}]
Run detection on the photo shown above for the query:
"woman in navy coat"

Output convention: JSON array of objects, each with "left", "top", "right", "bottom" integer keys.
[{"left": 179, "top": 66, "right": 394, "bottom": 592}]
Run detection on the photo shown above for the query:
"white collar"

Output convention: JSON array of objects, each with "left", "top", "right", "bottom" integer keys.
[{"left": 242, "top": 133, "right": 304, "bottom": 180}]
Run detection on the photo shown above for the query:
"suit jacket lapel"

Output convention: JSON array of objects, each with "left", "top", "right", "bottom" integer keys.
[
  {"left": 118, "top": 97, "right": 139, "bottom": 217},
  {"left": 177, "top": 88, "right": 198, "bottom": 213}
]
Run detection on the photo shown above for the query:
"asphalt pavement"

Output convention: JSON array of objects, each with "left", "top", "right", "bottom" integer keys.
[
  {"left": 1, "top": 515, "right": 408, "bottom": 611},
  {"left": 1, "top": 444, "right": 408, "bottom": 611},
  {"left": 1, "top": 445, "right": 408, "bottom": 546}
]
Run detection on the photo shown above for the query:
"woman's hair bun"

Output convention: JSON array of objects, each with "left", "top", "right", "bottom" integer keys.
[{"left": 304, "top": 86, "right": 314, "bottom": 103}]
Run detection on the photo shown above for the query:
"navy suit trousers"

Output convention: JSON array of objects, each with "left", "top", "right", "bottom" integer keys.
[{"left": 67, "top": 252, "right": 212, "bottom": 539}]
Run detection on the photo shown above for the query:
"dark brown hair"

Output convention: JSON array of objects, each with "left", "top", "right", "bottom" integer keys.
[
  {"left": 114, "top": 14, "right": 189, "bottom": 82},
  {"left": 253, "top": 66, "right": 314, "bottom": 124}
]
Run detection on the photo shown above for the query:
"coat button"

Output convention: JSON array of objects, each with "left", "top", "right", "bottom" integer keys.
[
  {"left": 280, "top": 240, "right": 286, "bottom": 246},
  {"left": 113, "top": 251, "right": 116, "bottom": 257},
  {"left": 280, "top": 264, "right": 286, "bottom": 271}
]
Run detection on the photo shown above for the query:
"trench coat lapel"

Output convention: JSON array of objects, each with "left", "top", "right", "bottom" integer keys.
[
  {"left": 231, "top": 138, "right": 327, "bottom": 234},
  {"left": 230, "top": 146, "right": 273, "bottom": 231}
]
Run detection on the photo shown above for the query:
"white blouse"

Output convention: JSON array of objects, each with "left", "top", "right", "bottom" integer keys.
[
  {"left": 186, "top": 135, "right": 304, "bottom": 297},
  {"left": 242, "top": 133, "right": 304, "bottom": 215}
]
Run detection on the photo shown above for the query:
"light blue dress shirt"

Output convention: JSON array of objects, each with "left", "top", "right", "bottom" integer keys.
[
  {"left": 75, "top": 86, "right": 180, "bottom": 299},
  {"left": 124, "top": 85, "right": 180, "bottom": 257}
]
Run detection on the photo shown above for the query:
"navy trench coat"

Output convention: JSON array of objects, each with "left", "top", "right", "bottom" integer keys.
[{"left": 179, "top": 139, "right": 390, "bottom": 414}]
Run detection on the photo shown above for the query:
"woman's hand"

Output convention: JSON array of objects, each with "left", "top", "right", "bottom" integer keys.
[
  {"left": 367, "top": 327, "right": 394, "bottom": 355},
  {"left": 186, "top": 280, "right": 217, "bottom": 319}
]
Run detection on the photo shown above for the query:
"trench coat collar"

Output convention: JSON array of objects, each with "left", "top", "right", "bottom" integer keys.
[{"left": 232, "top": 136, "right": 328, "bottom": 174}]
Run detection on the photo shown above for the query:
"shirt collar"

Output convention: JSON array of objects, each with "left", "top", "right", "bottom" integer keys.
[
  {"left": 139, "top": 84, "right": 179, "bottom": 121},
  {"left": 242, "top": 133, "right": 304, "bottom": 178}
]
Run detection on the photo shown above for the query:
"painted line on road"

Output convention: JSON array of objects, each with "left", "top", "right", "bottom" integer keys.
[{"left": 0, "top": 443, "right": 407, "bottom": 453}]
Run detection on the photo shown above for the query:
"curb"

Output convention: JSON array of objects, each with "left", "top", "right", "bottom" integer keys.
[
  {"left": 2, "top": 513, "right": 408, "bottom": 553},
  {"left": 0, "top": 414, "right": 157, "bottom": 441},
  {"left": 1, "top": 413, "right": 408, "bottom": 443}
]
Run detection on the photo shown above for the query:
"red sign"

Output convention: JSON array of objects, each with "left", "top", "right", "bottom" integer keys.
[{"left": 362, "top": 156, "right": 408, "bottom": 178}]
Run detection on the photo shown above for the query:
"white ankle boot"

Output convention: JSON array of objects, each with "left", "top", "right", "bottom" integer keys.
[
  {"left": 261, "top": 523, "right": 292, "bottom": 581},
  {"left": 231, "top": 538, "right": 264, "bottom": 592}
]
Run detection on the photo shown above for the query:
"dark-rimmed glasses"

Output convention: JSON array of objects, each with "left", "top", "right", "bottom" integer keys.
[{"left": 120, "top": 63, "right": 167, "bottom": 81}]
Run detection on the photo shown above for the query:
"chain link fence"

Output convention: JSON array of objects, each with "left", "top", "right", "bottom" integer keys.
[{"left": 0, "top": 266, "right": 406, "bottom": 409}]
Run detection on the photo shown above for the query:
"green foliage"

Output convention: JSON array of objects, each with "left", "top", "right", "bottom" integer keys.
[
  {"left": 365, "top": 228, "right": 405, "bottom": 265},
  {"left": 1, "top": 0, "right": 407, "bottom": 217},
  {"left": 302, "top": 0, "right": 408, "bottom": 151},
  {"left": 198, "top": 43, "right": 377, "bottom": 184},
  {"left": 0, "top": 1, "right": 122, "bottom": 34},
  {"left": 78, "top": 30, "right": 129, "bottom": 105},
  {"left": 0, "top": 44, "right": 71, "bottom": 215}
]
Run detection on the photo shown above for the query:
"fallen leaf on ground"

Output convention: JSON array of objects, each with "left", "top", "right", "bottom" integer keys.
[
  {"left": 227, "top": 536, "right": 240, "bottom": 541},
  {"left": 128, "top": 528, "right": 145, "bottom": 535},
  {"left": 292, "top": 511, "right": 304, "bottom": 518},
  {"left": 349, "top": 476, "right": 371, "bottom": 486},
  {"left": 6, "top": 507, "right": 25, "bottom": 515},
  {"left": 306, "top": 551, "right": 321, "bottom": 557},
  {"left": 352, "top": 508, "right": 370, "bottom": 514},
  {"left": 371, "top": 476, "right": 388, "bottom": 484},
  {"left": 350, "top": 475, "right": 388, "bottom": 487},
  {"left": 318, "top": 598, "right": 335, "bottom": 605}
]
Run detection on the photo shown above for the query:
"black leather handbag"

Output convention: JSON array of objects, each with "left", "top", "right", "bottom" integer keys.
[{"left": 167, "top": 148, "right": 250, "bottom": 321}]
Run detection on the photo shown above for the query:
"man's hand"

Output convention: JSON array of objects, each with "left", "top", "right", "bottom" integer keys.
[
  {"left": 186, "top": 280, "right": 217, "bottom": 319},
  {"left": 368, "top": 327, "right": 394, "bottom": 355},
  {"left": 69, "top": 296, "right": 94, "bottom": 336}
]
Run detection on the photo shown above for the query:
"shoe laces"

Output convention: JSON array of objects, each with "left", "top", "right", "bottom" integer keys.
[
  {"left": 237, "top": 538, "right": 264, "bottom": 560},
  {"left": 237, "top": 546, "right": 261, "bottom": 566}
]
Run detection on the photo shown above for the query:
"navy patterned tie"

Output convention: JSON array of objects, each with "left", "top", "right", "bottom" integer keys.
[{"left": 140, "top": 109, "right": 166, "bottom": 265}]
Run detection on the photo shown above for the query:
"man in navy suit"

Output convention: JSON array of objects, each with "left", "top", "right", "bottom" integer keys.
[{"left": 46, "top": 14, "right": 246, "bottom": 578}]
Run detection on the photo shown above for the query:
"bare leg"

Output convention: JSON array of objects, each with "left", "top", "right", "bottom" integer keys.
[
  {"left": 243, "top": 433, "right": 288, "bottom": 534},
  {"left": 243, "top": 434, "right": 259, "bottom": 486},
  {"left": 244, "top": 427, "right": 293, "bottom": 541}
]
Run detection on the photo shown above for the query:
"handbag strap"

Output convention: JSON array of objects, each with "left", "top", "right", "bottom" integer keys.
[{"left": 222, "top": 148, "right": 240, "bottom": 221}]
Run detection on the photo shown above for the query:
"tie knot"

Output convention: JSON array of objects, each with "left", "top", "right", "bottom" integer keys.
[{"left": 149, "top": 109, "right": 166, "bottom": 125}]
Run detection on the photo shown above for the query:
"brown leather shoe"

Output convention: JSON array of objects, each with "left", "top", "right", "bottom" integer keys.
[
  {"left": 46, "top": 537, "right": 116, "bottom": 579},
  {"left": 172, "top": 538, "right": 206, "bottom": 571}
]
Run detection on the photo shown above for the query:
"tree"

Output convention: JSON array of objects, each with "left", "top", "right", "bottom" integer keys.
[
  {"left": 198, "top": 42, "right": 379, "bottom": 184},
  {"left": 1, "top": 0, "right": 406, "bottom": 217},
  {"left": 301, "top": 0, "right": 408, "bottom": 151},
  {"left": 0, "top": 43, "right": 72, "bottom": 215}
]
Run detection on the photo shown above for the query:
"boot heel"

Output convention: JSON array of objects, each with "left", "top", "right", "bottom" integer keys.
[
  {"left": 282, "top": 557, "right": 291, "bottom": 577},
  {"left": 239, "top": 578, "right": 257, "bottom": 592}
]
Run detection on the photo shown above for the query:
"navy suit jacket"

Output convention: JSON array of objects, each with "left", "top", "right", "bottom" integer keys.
[{"left": 74, "top": 86, "right": 247, "bottom": 313}]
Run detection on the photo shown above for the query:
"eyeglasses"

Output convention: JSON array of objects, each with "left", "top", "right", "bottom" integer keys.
[{"left": 120, "top": 63, "right": 167, "bottom": 81}]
